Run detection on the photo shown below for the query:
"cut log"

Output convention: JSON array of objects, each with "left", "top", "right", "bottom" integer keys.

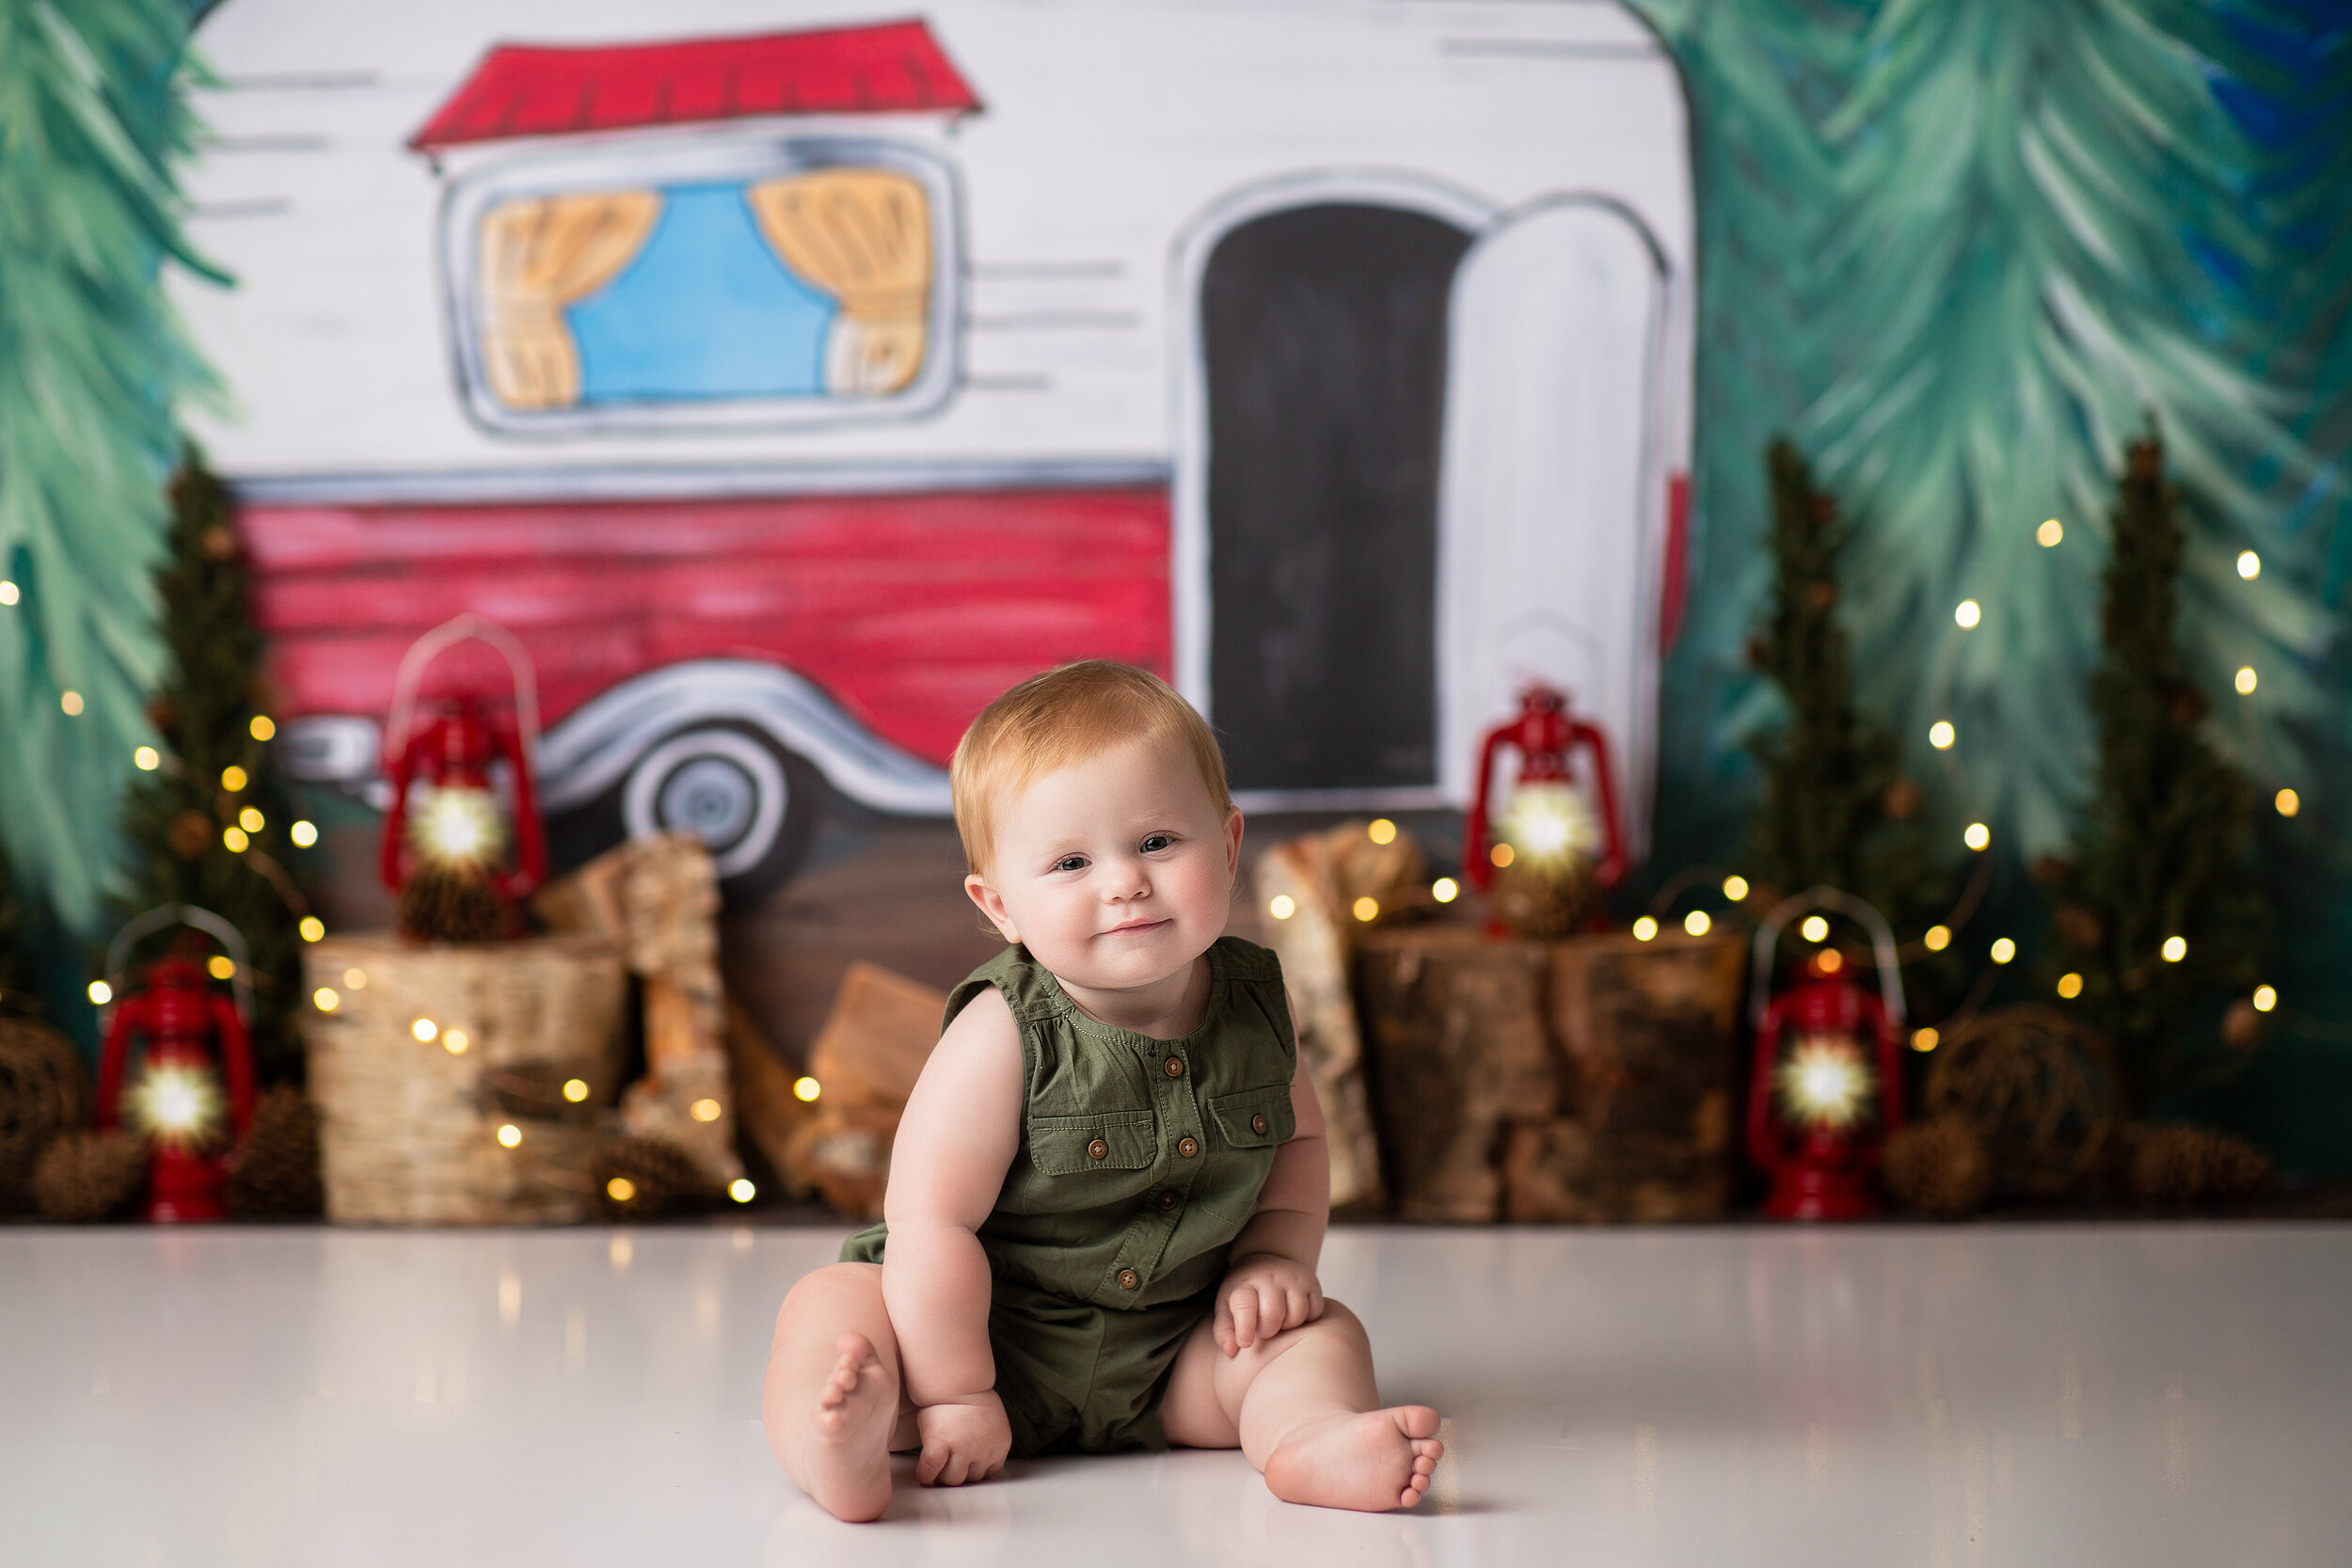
[
  {"left": 533, "top": 833, "right": 741, "bottom": 1186},
  {"left": 304, "top": 933, "right": 627, "bottom": 1224},
  {"left": 780, "top": 961, "right": 948, "bottom": 1218},
  {"left": 726, "top": 1002, "right": 820, "bottom": 1200},
  {"left": 1252, "top": 841, "right": 1385, "bottom": 1212},
  {"left": 1356, "top": 927, "right": 1556, "bottom": 1222},
  {"left": 1508, "top": 930, "right": 1744, "bottom": 1222}
]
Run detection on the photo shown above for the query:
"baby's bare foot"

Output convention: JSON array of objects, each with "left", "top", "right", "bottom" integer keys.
[
  {"left": 1263, "top": 1406, "right": 1443, "bottom": 1512},
  {"left": 802, "top": 1333, "right": 898, "bottom": 1521}
]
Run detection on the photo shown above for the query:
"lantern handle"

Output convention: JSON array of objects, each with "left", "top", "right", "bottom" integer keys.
[
  {"left": 1747, "top": 885, "right": 1904, "bottom": 1030},
  {"left": 104, "top": 904, "right": 255, "bottom": 1029},
  {"left": 384, "top": 613, "right": 542, "bottom": 770}
]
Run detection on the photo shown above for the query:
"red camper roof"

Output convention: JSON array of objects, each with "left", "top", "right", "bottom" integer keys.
[{"left": 408, "top": 18, "right": 981, "bottom": 152}]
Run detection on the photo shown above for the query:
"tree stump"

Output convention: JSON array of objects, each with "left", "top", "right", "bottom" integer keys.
[
  {"left": 1507, "top": 931, "right": 1744, "bottom": 1222},
  {"left": 304, "top": 934, "right": 627, "bottom": 1223},
  {"left": 1357, "top": 928, "right": 1555, "bottom": 1222}
]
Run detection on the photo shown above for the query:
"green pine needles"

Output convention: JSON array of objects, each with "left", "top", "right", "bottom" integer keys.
[
  {"left": 110, "top": 451, "right": 307, "bottom": 1083},
  {"left": 0, "top": 0, "right": 216, "bottom": 931},
  {"left": 1744, "top": 438, "right": 1943, "bottom": 926},
  {"left": 2057, "top": 435, "right": 2265, "bottom": 1112}
]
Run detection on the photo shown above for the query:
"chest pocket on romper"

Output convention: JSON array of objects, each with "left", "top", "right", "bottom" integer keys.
[
  {"left": 1206, "top": 1085, "right": 1295, "bottom": 1149},
  {"left": 1026, "top": 1110, "right": 1159, "bottom": 1175}
]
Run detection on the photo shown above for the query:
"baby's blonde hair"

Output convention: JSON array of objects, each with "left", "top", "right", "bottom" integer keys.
[{"left": 951, "top": 660, "right": 1232, "bottom": 874}]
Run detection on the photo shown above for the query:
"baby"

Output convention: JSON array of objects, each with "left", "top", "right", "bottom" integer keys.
[{"left": 761, "top": 660, "right": 1441, "bottom": 1520}]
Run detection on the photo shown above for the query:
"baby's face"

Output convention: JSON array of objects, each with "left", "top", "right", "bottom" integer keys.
[{"left": 965, "top": 734, "right": 1241, "bottom": 999}]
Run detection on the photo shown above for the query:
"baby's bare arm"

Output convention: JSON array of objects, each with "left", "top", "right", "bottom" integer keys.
[
  {"left": 1231, "top": 1050, "right": 1331, "bottom": 1269},
  {"left": 881, "top": 987, "right": 1024, "bottom": 1408}
]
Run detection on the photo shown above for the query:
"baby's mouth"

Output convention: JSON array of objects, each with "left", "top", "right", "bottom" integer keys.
[{"left": 1101, "top": 918, "right": 1169, "bottom": 937}]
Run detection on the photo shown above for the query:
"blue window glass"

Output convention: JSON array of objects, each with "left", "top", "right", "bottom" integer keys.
[{"left": 565, "top": 182, "right": 837, "bottom": 404}]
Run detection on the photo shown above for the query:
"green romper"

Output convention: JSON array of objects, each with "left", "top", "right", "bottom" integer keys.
[{"left": 839, "top": 935, "right": 1297, "bottom": 1456}]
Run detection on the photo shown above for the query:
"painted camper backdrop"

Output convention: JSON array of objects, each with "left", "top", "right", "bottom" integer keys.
[{"left": 173, "top": 0, "right": 1693, "bottom": 896}]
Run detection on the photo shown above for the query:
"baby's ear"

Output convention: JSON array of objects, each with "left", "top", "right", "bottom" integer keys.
[{"left": 964, "top": 873, "right": 1018, "bottom": 942}]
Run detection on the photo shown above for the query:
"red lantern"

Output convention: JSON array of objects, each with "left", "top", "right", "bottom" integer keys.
[
  {"left": 1745, "top": 891, "right": 1907, "bottom": 1220},
  {"left": 1462, "top": 684, "right": 1627, "bottom": 892},
  {"left": 379, "top": 615, "right": 547, "bottom": 905},
  {"left": 94, "top": 911, "right": 259, "bottom": 1223}
]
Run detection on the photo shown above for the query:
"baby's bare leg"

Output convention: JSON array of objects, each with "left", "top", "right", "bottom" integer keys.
[
  {"left": 1162, "top": 1299, "right": 1440, "bottom": 1512},
  {"left": 761, "top": 1261, "right": 919, "bottom": 1522}
]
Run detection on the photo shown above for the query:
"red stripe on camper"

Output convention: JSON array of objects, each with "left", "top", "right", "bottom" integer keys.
[
  {"left": 239, "top": 487, "right": 1168, "bottom": 768},
  {"left": 408, "top": 20, "right": 982, "bottom": 152}
]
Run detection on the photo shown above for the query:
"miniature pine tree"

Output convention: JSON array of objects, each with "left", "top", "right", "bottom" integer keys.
[
  {"left": 2057, "top": 435, "right": 2266, "bottom": 1113},
  {"left": 0, "top": 846, "right": 22, "bottom": 1001},
  {"left": 1743, "top": 438, "right": 1939, "bottom": 921},
  {"left": 111, "top": 451, "right": 309, "bottom": 1083}
]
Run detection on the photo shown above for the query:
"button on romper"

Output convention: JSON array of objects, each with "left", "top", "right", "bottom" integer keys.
[{"left": 839, "top": 935, "right": 1298, "bottom": 1456}]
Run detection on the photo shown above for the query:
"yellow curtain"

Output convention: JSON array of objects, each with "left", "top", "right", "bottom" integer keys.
[
  {"left": 745, "top": 170, "right": 932, "bottom": 396},
  {"left": 478, "top": 191, "right": 661, "bottom": 411}
]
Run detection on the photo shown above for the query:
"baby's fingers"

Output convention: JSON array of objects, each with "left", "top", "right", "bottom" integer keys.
[{"left": 1230, "top": 1287, "right": 1262, "bottom": 1350}]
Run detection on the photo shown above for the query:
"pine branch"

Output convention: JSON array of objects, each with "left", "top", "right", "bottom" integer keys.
[{"left": 0, "top": 0, "right": 215, "bottom": 931}]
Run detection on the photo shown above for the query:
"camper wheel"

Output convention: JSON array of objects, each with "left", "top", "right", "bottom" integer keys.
[{"left": 619, "top": 723, "right": 819, "bottom": 899}]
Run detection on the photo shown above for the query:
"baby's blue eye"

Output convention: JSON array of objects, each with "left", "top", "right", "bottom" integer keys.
[{"left": 1140, "top": 833, "right": 1174, "bottom": 853}]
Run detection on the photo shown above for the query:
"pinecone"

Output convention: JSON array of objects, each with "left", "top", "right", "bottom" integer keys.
[
  {"left": 1882, "top": 1119, "right": 1991, "bottom": 1217},
  {"left": 591, "top": 1135, "right": 714, "bottom": 1220},
  {"left": 0, "top": 1016, "right": 89, "bottom": 1213},
  {"left": 225, "top": 1085, "right": 325, "bottom": 1219},
  {"left": 33, "top": 1131, "right": 147, "bottom": 1222},
  {"left": 2131, "top": 1123, "right": 2273, "bottom": 1204},
  {"left": 398, "top": 864, "right": 511, "bottom": 943}
]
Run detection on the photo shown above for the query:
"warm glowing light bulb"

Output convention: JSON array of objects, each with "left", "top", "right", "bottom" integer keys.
[
  {"left": 249, "top": 715, "right": 277, "bottom": 741},
  {"left": 2038, "top": 519, "right": 2064, "bottom": 547},
  {"left": 2234, "top": 666, "right": 2257, "bottom": 695},
  {"left": 1990, "top": 938, "right": 2016, "bottom": 964},
  {"left": 298, "top": 916, "right": 325, "bottom": 942},
  {"left": 207, "top": 955, "right": 235, "bottom": 981},
  {"left": 792, "top": 1077, "right": 821, "bottom": 1102},
  {"left": 343, "top": 968, "right": 368, "bottom": 990},
  {"left": 1924, "top": 925, "right": 1952, "bottom": 952},
  {"left": 1683, "top": 910, "right": 1711, "bottom": 936},
  {"left": 443, "top": 1030, "right": 469, "bottom": 1055},
  {"left": 1267, "top": 895, "right": 1295, "bottom": 921},
  {"left": 1723, "top": 875, "right": 1750, "bottom": 901},
  {"left": 563, "top": 1079, "right": 590, "bottom": 1103},
  {"left": 2057, "top": 973, "right": 2084, "bottom": 999},
  {"left": 1800, "top": 915, "right": 1830, "bottom": 942},
  {"left": 290, "top": 820, "right": 318, "bottom": 847},
  {"left": 691, "top": 1098, "right": 723, "bottom": 1123},
  {"left": 1431, "top": 878, "right": 1460, "bottom": 904},
  {"left": 2161, "top": 935, "right": 2187, "bottom": 963},
  {"left": 0, "top": 581, "right": 16, "bottom": 605},
  {"left": 221, "top": 765, "right": 248, "bottom": 792},
  {"left": 1954, "top": 599, "right": 1981, "bottom": 628},
  {"left": 607, "top": 1178, "right": 637, "bottom": 1203},
  {"left": 497, "top": 1123, "right": 522, "bottom": 1148},
  {"left": 1963, "top": 822, "right": 1991, "bottom": 851},
  {"left": 411, "top": 1018, "right": 438, "bottom": 1043},
  {"left": 1817, "top": 949, "right": 1844, "bottom": 974},
  {"left": 1912, "top": 1027, "right": 1940, "bottom": 1052},
  {"left": 1489, "top": 843, "right": 1515, "bottom": 868},
  {"left": 1367, "top": 818, "right": 1397, "bottom": 846},
  {"left": 133, "top": 746, "right": 160, "bottom": 770},
  {"left": 2238, "top": 550, "right": 2261, "bottom": 579},
  {"left": 2276, "top": 788, "right": 2299, "bottom": 817},
  {"left": 1631, "top": 916, "right": 1659, "bottom": 942},
  {"left": 1775, "top": 1036, "right": 1873, "bottom": 1128},
  {"left": 87, "top": 980, "right": 114, "bottom": 1006},
  {"left": 1352, "top": 895, "right": 1380, "bottom": 923},
  {"left": 59, "top": 690, "right": 83, "bottom": 717},
  {"left": 1929, "top": 721, "right": 1955, "bottom": 751},
  {"left": 729, "top": 1179, "right": 757, "bottom": 1204},
  {"left": 313, "top": 987, "right": 340, "bottom": 1011},
  {"left": 2252, "top": 985, "right": 2277, "bottom": 1013},
  {"left": 239, "top": 806, "right": 265, "bottom": 832},
  {"left": 223, "top": 826, "right": 249, "bottom": 853}
]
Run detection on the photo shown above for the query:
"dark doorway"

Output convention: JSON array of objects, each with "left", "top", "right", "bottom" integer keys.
[{"left": 1202, "top": 203, "right": 1472, "bottom": 793}]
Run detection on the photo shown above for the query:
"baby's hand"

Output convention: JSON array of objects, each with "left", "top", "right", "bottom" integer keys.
[
  {"left": 1216, "top": 1253, "right": 1325, "bottom": 1356},
  {"left": 914, "top": 1390, "right": 1011, "bottom": 1487}
]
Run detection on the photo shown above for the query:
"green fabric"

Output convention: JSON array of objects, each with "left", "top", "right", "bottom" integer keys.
[{"left": 839, "top": 934, "right": 1297, "bottom": 1454}]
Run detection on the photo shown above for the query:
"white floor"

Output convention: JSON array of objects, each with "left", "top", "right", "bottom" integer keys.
[{"left": 4, "top": 1223, "right": 2348, "bottom": 1567}]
